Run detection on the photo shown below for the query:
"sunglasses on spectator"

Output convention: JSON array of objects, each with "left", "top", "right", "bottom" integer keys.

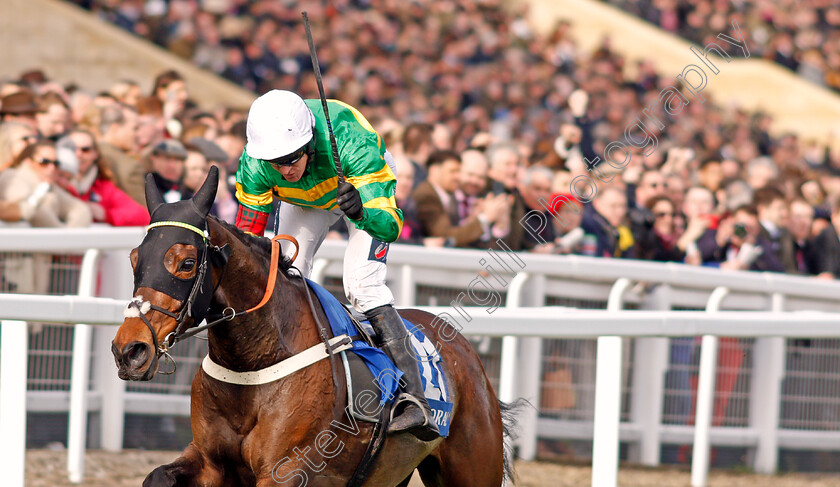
[
  {"left": 76, "top": 145, "right": 94, "bottom": 153},
  {"left": 266, "top": 146, "right": 307, "bottom": 168},
  {"left": 36, "top": 157, "right": 59, "bottom": 167},
  {"left": 654, "top": 211, "right": 675, "bottom": 218}
]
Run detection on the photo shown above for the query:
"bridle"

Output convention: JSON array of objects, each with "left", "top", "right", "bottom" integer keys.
[{"left": 126, "top": 220, "right": 300, "bottom": 376}]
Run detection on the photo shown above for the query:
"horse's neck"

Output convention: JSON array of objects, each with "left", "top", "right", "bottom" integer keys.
[{"left": 205, "top": 225, "right": 317, "bottom": 372}]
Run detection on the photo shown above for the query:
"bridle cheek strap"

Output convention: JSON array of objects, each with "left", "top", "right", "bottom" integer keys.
[{"left": 126, "top": 298, "right": 167, "bottom": 377}]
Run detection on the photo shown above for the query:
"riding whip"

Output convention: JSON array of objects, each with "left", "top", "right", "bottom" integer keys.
[{"left": 302, "top": 11, "right": 344, "bottom": 184}]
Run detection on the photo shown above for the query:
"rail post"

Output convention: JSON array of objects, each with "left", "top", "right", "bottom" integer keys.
[
  {"left": 591, "top": 277, "right": 632, "bottom": 487},
  {"left": 691, "top": 286, "right": 729, "bottom": 487},
  {"left": 0, "top": 320, "right": 28, "bottom": 487},
  {"left": 630, "top": 284, "right": 671, "bottom": 465},
  {"left": 67, "top": 249, "right": 101, "bottom": 483},
  {"left": 750, "top": 292, "right": 785, "bottom": 474}
]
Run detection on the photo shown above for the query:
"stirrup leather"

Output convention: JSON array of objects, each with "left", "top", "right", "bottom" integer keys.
[{"left": 389, "top": 392, "right": 431, "bottom": 427}]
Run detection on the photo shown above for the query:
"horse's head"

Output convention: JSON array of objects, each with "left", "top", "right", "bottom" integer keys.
[{"left": 112, "top": 166, "right": 223, "bottom": 380}]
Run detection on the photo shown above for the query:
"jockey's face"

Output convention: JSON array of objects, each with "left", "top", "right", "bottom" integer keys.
[{"left": 271, "top": 153, "right": 309, "bottom": 182}]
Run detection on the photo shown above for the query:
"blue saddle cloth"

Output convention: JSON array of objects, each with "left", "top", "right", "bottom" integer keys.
[
  {"left": 305, "top": 279, "right": 402, "bottom": 406},
  {"left": 305, "top": 279, "right": 454, "bottom": 436}
]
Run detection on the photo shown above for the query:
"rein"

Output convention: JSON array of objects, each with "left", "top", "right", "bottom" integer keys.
[{"left": 169, "top": 233, "right": 300, "bottom": 347}]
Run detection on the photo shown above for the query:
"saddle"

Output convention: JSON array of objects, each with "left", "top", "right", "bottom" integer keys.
[{"left": 305, "top": 279, "right": 454, "bottom": 434}]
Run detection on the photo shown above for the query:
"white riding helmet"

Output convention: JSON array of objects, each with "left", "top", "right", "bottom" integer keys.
[{"left": 245, "top": 90, "right": 315, "bottom": 160}]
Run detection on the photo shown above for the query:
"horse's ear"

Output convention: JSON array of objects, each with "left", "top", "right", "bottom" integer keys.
[
  {"left": 192, "top": 165, "right": 219, "bottom": 217},
  {"left": 145, "top": 173, "right": 165, "bottom": 216}
]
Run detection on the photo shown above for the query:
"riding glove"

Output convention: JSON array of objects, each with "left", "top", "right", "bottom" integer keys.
[{"left": 337, "top": 182, "right": 364, "bottom": 220}]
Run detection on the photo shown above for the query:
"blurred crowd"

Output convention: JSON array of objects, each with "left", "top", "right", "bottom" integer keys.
[
  {"left": 3, "top": 0, "right": 840, "bottom": 283},
  {"left": 0, "top": 69, "right": 243, "bottom": 231},
  {"left": 604, "top": 0, "right": 840, "bottom": 92}
]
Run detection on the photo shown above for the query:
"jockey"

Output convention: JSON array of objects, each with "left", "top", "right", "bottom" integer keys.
[{"left": 234, "top": 90, "right": 440, "bottom": 441}]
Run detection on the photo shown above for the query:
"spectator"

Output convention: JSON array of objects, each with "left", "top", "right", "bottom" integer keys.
[
  {"left": 629, "top": 169, "right": 665, "bottom": 260},
  {"left": 136, "top": 111, "right": 165, "bottom": 152},
  {"left": 808, "top": 207, "right": 840, "bottom": 279},
  {"left": 697, "top": 159, "right": 724, "bottom": 192},
  {"left": 789, "top": 199, "right": 816, "bottom": 275},
  {"left": 0, "top": 123, "right": 40, "bottom": 223},
  {"left": 63, "top": 130, "right": 149, "bottom": 227},
  {"left": 665, "top": 173, "right": 687, "bottom": 229},
  {"left": 54, "top": 135, "right": 79, "bottom": 190},
  {"left": 412, "top": 150, "right": 507, "bottom": 248},
  {"left": 0, "top": 90, "right": 41, "bottom": 131},
  {"left": 547, "top": 193, "right": 585, "bottom": 254},
  {"left": 720, "top": 178, "right": 754, "bottom": 213},
  {"left": 181, "top": 145, "right": 210, "bottom": 200},
  {"left": 801, "top": 178, "right": 827, "bottom": 208},
  {"left": 581, "top": 186, "right": 632, "bottom": 258},
  {"left": 402, "top": 123, "right": 433, "bottom": 190},
  {"left": 683, "top": 186, "right": 720, "bottom": 264},
  {"left": 109, "top": 79, "right": 143, "bottom": 108},
  {"left": 147, "top": 70, "right": 189, "bottom": 123},
  {"left": 712, "top": 205, "right": 785, "bottom": 272},
  {"left": 487, "top": 142, "right": 530, "bottom": 251},
  {"left": 755, "top": 186, "right": 797, "bottom": 273},
  {"left": 519, "top": 165, "right": 555, "bottom": 246},
  {"left": 209, "top": 163, "right": 238, "bottom": 224},
  {"left": 455, "top": 149, "right": 491, "bottom": 224},
  {"left": 746, "top": 157, "right": 778, "bottom": 190},
  {"left": 645, "top": 195, "right": 685, "bottom": 262},
  {"left": 0, "top": 121, "right": 38, "bottom": 170},
  {"left": 36, "top": 92, "right": 71, "bottom": 139},
  {"left": 97, "top": 104, "right": 146, "bottom": 206},
  {"left": 0, "top": 140, "right": 91, "bottom": 227},
  {"left": 431, "top": 123, "right": 454, "bottom": 151},
  {"left": 148, "top": 139, "right": 188, "bottom": 204},
  {"left": 394, "top": 154, "right": 438, "bottom": 246}
]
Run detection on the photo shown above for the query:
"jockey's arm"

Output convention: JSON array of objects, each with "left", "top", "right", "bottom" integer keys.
[
  {"left": 343, "top": 157, "right": 404, "bottom": 243},
  {"left": 234, "top": 153, "right": 274, "bottom": 236},
  {"left": 235, "top": 205, "right": 269, "bottom": 236}
]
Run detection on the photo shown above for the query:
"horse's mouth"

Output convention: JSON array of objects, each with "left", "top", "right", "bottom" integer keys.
[
  {"left": 113, "top": 341, "right": 157, "bottom": 381},
  {"left": 117, "top": 364, "right": 157, "bottom": 381}
]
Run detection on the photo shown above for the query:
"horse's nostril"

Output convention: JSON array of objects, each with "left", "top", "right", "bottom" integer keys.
[
  {"left": 122, "top": 341, "right": 150, "bottom": 368},
  {"left": 111, "top": 342, "right": 122, "bottom": 366}
]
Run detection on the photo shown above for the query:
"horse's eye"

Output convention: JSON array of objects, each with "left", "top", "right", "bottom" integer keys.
[{"left": 180, "top": 258, "right": 196, "bottom": 272}]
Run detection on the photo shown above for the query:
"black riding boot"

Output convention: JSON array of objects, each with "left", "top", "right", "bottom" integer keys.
[{"left": 365, "top": 304, "right": 441, "bottom": 442}]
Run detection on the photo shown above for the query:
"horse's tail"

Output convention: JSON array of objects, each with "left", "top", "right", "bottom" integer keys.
[{"left": 498, "top": 398, "right": 529, "bottom": 485}]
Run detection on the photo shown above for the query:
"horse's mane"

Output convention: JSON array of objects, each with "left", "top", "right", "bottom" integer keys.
[{"left": 209, "top": 216, "right": 294, "bottom": 276}]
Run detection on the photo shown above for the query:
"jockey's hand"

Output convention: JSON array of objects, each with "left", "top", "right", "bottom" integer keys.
[{"left": 337, "top": 182, "right": 364, "bottom": 220}]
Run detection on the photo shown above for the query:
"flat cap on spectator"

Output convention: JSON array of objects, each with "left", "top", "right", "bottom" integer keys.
[
  {"left": 188, "top": 137, "right": 229, "bottom": 163},
  {"left": 0, "top": 91, "right": 42, "bottom": 115},
  {"left": 153, "top": 139, "right": 188, "bottom": 159},
  {"left": 19, "top": 69, "right": 48, "bottom": 85}
]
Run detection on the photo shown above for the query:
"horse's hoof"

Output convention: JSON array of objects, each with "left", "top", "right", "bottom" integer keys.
[{"left": 387, "top": 405, "right": 441, "bottom": 442}]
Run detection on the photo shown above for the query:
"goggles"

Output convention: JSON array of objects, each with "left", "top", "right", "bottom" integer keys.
[{"left": 266, "top": 144, "right": 308, "bottom": 168}]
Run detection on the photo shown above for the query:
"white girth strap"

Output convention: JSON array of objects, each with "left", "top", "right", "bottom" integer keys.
[{"left": 201, "top": 334, "right": 354, "bottom": 385}]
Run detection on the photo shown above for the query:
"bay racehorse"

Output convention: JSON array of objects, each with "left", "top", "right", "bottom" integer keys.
[{"left": 111, "top": 167, "right": 518, "bottom": 486}]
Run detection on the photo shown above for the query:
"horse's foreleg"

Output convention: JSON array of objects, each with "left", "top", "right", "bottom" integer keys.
[{"left": 143, "top": 443, "right": 223, "bottom": 487}]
